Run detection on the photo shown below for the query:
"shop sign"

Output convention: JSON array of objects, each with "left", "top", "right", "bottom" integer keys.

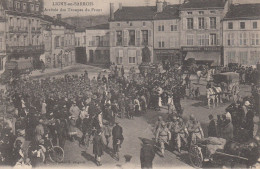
[{"left": 181, "top": 46, "right": 222, "bottom": 52}]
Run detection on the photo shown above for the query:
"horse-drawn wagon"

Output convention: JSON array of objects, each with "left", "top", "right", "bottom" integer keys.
[{"left": 207, "top": 72, "right": 240, "bottom": 108}]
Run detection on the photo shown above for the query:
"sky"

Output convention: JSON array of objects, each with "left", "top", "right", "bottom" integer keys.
[{"left": 43, "top": 0, "right": 260, "bottom": 18}]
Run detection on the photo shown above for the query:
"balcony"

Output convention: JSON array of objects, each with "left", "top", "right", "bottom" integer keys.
[{"left": 6, "top": 45, "right": 44, "bottom": 54}]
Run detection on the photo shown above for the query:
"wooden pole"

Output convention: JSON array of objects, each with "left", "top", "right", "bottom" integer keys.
[{"left": 215, "top": 152, "right": 248, "bottom": 161}]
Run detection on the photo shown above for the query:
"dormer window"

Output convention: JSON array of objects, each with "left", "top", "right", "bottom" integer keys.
[
  {"left": 210, "top": 10, "right": 216, "bottom": 14},
  {"left": 143, "top": 22, "right": 146, "bottom": 26},
  {"left": 187, "top": 12, "right": 192, "bottom": 15},
  {"left": 199, "top": 11, "right": 204, "bottom": 15},
  {"left": 129, "top": 22, "right": 133, "bottom": 26}
]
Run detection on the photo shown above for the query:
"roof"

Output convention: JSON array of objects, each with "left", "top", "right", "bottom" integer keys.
[
  {"left": 42, "top": 15, "right": 75, "bottom": 29},
  {"left": 112, "top": 5, "right": 181, "bottom": 21},
  {"left": 224, "top": 3, "right": 260, "bottom": 20},
  {"left": 75, "top": 27, "right": 86, "bottom": 32},
  {"left": 5, "top": 10, "right": 42, "bottom": 18},
  {"left": 86, "top": 23, "right": 109, "bottom": 30},
  {"left": 181, "top": 0, "right": 226, "bottom": 10},
  {"left": 154, "top": 5, "right": 180, "bottom": 20},
  {"left": 113, "top": 6, "right": 156, "bottom": 21}
]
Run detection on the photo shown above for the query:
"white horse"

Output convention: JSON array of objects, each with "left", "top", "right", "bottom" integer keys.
[{"left": 206, "top": 86, "right": 223, "bottom": 109}]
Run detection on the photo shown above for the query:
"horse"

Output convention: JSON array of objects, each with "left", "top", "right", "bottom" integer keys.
[
  {"left": 206, "top": 86, "right": 223, "bottom": 109},
  {"left": 206, "top": 88, "right": 217, "bottom": 109}
]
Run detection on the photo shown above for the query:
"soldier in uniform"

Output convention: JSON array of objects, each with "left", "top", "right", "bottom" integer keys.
[
  {"left": 155, "top": 122, "right": 171, "bottom": 157},
  {"left": 186, "top": 115, "right": 204, "bottom": 147}
]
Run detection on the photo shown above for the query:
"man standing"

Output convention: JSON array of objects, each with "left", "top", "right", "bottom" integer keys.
[
  {"left": 155, "top": 122, "right": 171, "bottom": 157},
  {"left": 140, "top": 139, "right": 155, "bottom": 169},
  {"left": 112, "top": 122, "right": 124, "bottom": 155},
  {"left": 208, "top": 115, "right": 217, "bottom": 137},
  {"left": 186, "top": 115, "right": 204, "bottom": 146}
]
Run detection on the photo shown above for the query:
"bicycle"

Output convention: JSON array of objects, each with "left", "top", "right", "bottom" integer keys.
[{"left": 27, "top": 137, "right": 64, "bottom": 163}]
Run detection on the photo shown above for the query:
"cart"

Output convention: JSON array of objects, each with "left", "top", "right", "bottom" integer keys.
[
  {"left": 189, "top": 141, "right": 250, "bottom": 168},
  {"left": 212, "top": 72, "right": 240, "bottom": 101}
]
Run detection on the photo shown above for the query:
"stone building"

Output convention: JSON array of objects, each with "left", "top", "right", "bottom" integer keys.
[
  {"left": 179, "top": 0, "right": 228, "bottom": 66},
  {"left": 41, "top": 14, "right": 76, "bottom": 68},
  {"left": 0, "top": 0, "right": 44, "bottom": 72},
  {"left": 223, "top": 3, "right": 260, "bottom": 66},
  {"left": 109, "top": 3, "right": 154, "bottom": 67},
  {"left": 153, "top": 2, "right": 181, "bottom": 65},
  {"left": 85, "top": 23, "right": 110, "bottom": 64}
]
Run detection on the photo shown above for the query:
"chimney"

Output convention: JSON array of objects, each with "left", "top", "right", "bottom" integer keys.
[
  {"left": 110, "top": 3, "right": 114, "bottom": 21},
  {"left": 156, "top": 0, "right": 163, "bottom": 12},
  {"left": 57, "top": 14, "right": 61, "bottom": 20},
  {"left": 119, "top": 3, "right": 122, "bottom": 10}
]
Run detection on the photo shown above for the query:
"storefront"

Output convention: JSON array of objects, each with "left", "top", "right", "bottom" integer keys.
[
  {"left": 181, "top": 46, "right": 223, "bottom": 66},
  {"left": 153, "top": 49, "right": 182, "bottom": 65}
]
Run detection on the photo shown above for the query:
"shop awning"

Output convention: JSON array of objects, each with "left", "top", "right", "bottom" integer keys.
[{"left": 185, "top": 51, "right": 220, "bottom": 66}]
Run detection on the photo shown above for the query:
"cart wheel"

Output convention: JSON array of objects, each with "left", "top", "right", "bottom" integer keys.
[
  {"left": 189, "top": 144, "right": 203, "bottom": 168},
  {"left": 48, "top": 146, "right": 64, "bottom": 163}
]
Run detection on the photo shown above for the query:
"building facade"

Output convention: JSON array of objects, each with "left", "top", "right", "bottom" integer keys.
[
  {"left": 223, "top": 3, "right": 260, "bottom": 66},
  {"left": 1, "top": 0, "right": 44, "bottom": 71},
  {"left": 153, "top": 3, "right": 181, "bottom": 65},
  {"left": 109, "top": 4, "right": 154, "bottom": 67},
  {"left": 75, "top": 28, "right": 86, "bottom": 47},
  {"left": 85, "top": 24, "right": 110, "bottom": 64},
  {"left": 180, "top": 0, "right": 227, "bottom": 66},
  {"left": 42, "top": 14, "right": 76, "bottom": 68}
]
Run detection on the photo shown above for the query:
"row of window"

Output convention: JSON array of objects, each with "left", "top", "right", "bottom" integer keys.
[
  {"left": 116, "top": 30, "right": 149, "bottom": 46},
  {"left": 187, "top": 17, "right": 217, "bottom": 29},
  {"left": 14, "top": 1, "right": 40, "bottom": 12},
  {"left": 226, "top": 51, "right": 260, "bottom": 65},
  {"left": 116, "top": 50, "right": 139, "bottom": 64},
  {"left": 9, "top": 17, "right": 40, "bottom": 29},
  {"left": 158, "top": 24, "right": 178, "bottom": 32},
  {"left": 228, "top": 21, "right": 258, "bottom": 29},
  {"left": 187, "top": 10, "right": 216, "bottom": 15},
  {"left": 54, "top": 36, "right": 74, "bottom": 48},
  {"left": 186, "top": 34, "right": 218, "bottom": 46},
  {"left": 116, "top": 22, "right": 147, "bottom": 27},
  {"left": 227, "top": 33, "right": 260, "bottom": 46},
  {"left": 89, "top": 36, "right": 109, "bottom": 47},
  {"left": 8, "top": 35, "right": 42, "bottom": 46},
  {"left": 156, "top": 37, "right": 178, "bottom": 48}
]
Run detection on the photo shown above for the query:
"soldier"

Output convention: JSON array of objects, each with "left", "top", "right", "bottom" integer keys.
[
  {"left": 155, "top": 122, "right": 171, "bottom": 157},
  {"left": 186, "top": 115, "right": 204, "bottom": 147}
]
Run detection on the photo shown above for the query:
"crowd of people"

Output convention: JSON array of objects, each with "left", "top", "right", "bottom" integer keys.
[
  {"left": 0, "top": 64, "right": 186, "bottom": 168},
  {"left": 0, "top": 60, "right": 259, "bottom": 168}
]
